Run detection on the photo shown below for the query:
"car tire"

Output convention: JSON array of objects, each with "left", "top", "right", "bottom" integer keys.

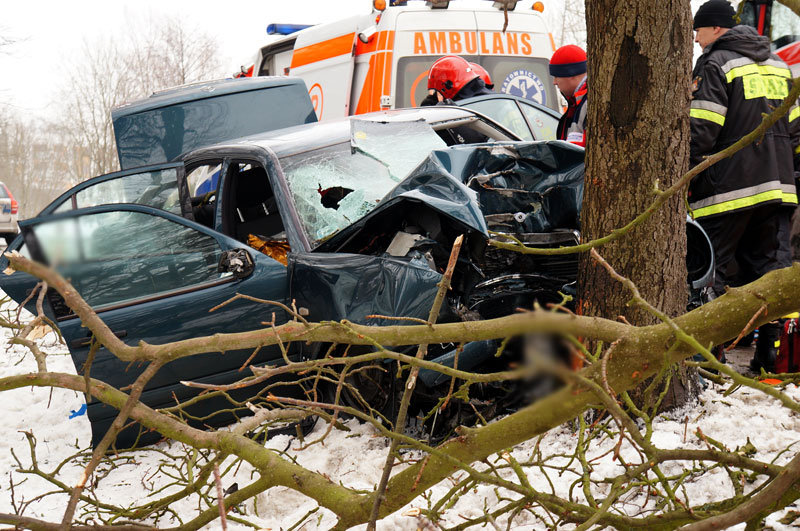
[{"left": 336, "top": 349, "right": 397, "bottom": 425}]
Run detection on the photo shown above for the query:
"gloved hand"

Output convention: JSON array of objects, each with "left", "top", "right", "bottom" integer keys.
[{"left": 420, "top": 93, "right": 439, "bottom": 106}]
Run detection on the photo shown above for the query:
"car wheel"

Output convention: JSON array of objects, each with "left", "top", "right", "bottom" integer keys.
[
  {"left": 339, "top": 357, "right": 397, "bottom": 425},
  {"left": 248, "top": 378, "right": 321, "bottom": 443},
  {"left": 265, "top": 414, "right": 318, "bottom": 439}
]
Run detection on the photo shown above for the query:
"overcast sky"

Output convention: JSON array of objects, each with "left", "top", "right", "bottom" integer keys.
[
  {"left": 1, "top": 0, "right": 711, "bottom": 121},
  {"left": 0, "top": 0, "right": 368, "bottom": 119}
]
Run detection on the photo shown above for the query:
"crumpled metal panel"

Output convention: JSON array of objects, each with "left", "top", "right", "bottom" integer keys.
[
  {"left": 328, "top": 141, "right": 584, "bottom": 247},
  {"left": 305, "top": 141, "right": 584, "bottom": 252},
  {"left": 288, "top": 252, "right": 442, "bottom": 325},
  {"left": 426, "top": 141, "right": 586, "bottom": 233},
  {"left": 379, "top": 156, "right": 489, "bottom": 235}
]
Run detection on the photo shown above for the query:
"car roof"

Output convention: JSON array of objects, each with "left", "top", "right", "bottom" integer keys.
[{"left": 187, "top": 106, "right": 512, "bottom": 160}]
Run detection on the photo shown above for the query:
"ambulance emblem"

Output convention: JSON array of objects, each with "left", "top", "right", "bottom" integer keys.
[{"left": 501, "top": 70, "right": 547, "bottom": 106}]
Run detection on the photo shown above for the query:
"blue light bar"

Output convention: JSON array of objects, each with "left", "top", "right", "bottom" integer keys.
[{"left": 266, "top": 23, "right": 314, "bottom": 35}]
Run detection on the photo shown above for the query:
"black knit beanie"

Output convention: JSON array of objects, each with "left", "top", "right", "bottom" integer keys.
[{"left": 693, "top": 0, "right": 736, "bottom": 30}]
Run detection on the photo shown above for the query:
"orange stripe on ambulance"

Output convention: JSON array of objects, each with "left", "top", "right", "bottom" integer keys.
[{"left": 251, "top": 2, "right": 559, "bottom": 121}]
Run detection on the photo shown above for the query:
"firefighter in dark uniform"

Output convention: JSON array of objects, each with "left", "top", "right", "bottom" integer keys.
[
  {"left": 549, "top": 44, "right": 588, "bottom": 147},
  {"left": 689, "top": 0, "right": 799, "bottom": 372}
]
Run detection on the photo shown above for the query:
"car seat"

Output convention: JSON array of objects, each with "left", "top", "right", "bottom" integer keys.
[{"left": 233, "top": 167, "right": 283, "bottom": 242}]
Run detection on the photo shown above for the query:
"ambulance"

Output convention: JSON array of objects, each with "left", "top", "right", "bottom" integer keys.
[
  {"left": 241, "top": 0, "right": 559, "bottom": 121},
  {"left": 740, "top": 0, "right": 800, "bottom": 75}
]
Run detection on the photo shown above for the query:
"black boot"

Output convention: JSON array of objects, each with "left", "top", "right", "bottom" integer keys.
[{"left": 753, "top": 321, "right": 781, "bottom": 374}]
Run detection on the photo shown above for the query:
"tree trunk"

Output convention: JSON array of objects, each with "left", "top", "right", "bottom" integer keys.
[{"left": 580, "top": 0, "right": 698, "bottom": 407}]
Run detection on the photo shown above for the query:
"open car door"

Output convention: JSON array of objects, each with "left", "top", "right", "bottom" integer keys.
[
  {"left": 18, "top": 204, "right": 304, "bottom": 448},
  {"left": 1, "top": 163, "right": 192, "bottom": 314}
]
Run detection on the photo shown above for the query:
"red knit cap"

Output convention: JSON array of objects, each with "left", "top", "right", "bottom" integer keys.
[{"left": 549, "top": 45, "right": 587, "bottom": 77}]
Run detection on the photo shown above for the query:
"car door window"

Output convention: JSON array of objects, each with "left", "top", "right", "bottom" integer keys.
[
  {"left": 462, "top": 99, "right": 533, "bottom": 141},
  {"left": 48, "top": 165, "right": 184, "bottom": 216},
  {"left": 186, "top": 163, "right": 222, "bottom": 228},
  {"left": 30, "top": 210, "right": 223, "bottom": 310},
  {"left": 225, "top": 161, "right": 293, "bottom": 264},
  {"left": 520, "top": 101, "right": 559, "bottom": 141},
  {"left": 187, "top": 163, "right": 222, "bottom": 196}
]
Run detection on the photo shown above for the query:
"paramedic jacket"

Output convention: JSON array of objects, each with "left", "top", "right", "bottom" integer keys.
[
  {"left": 689, "top": 25, "right": 799, "bottom": 220},
  {"left": 557, "top": 76, "right": 587, "bottom": 147}
]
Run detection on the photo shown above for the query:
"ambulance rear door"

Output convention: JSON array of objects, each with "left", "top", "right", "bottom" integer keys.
[
  {"left": 289, "top": 16, "right": 362, "bottom": 120},
  {"left": 392, "top": 9, "right": 478, "bottom": 109},
  {"left": 393, "top": 8, "right": 558, "bottom": 113},
  {"left": 350, "top": 9, "right": 410, "bottom": 115},
  {"left": 257, "top": 36, "right": 297, "bottom": 77}
]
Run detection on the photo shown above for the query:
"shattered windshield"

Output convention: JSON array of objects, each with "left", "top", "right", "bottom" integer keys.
[{"left": 280, "top": 120, "right": 446, "bottom": 245}]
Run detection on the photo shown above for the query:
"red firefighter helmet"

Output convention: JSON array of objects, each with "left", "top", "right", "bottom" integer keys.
[
  {"left": 469, "top": 62, "right": 493, "bottom": 89},
  {"left": 427, "top": 55, "right": 479, "bottom": 100}
]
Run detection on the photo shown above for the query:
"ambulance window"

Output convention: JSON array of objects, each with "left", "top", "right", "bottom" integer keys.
[
  {"left": 397, "top": 56, "right": 559, "bottom": 113},
  {"left": 396, "top": 56, "right": 480, "bottom": 108}
]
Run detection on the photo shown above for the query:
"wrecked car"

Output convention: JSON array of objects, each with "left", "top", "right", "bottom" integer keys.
[
  {"left": 0, "top": 106, "right": 521, "bottom": 446},
  {"left": 0, "top": 106, "right": 714, "bottom": 447}
]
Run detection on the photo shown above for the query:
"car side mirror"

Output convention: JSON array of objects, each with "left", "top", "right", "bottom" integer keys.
[{"left": 217, "top": 249, "right": 255, "bottom": 279}]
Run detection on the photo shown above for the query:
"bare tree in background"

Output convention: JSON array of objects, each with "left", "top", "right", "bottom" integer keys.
[
  {"left": 0, "top": 25, "right": 16, "bottom": 54},
  {"left": 124, "top": 14, "right": 222, "bottom": 95},
  {"left": 0, "top": 114, "right": 76, "bottom": 217},
  {"left": 57, "top": 16, "right": 224, "bottom": 181},
  {"left": 0, "top": 36, "right": 15, "bottom": 52},
  {"left": 547, "top": 0, "right": 586, "bottom": 47},
  {"left": 0, "top": 26, "right": 72, "bottom": 218},
  {"left": 58, "top": 38, "right": 133, "bottom": 180}
]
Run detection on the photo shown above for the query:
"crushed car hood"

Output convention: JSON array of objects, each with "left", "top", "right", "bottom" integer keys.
[
  {"left": 315, "top": 140, "right": 585, "bottom": 253},
  {"left": 431, "top": 141, "right": 585, "bottom": 233}
]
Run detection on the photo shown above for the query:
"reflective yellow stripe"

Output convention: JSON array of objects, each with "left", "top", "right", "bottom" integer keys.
[
  {"left": 791, "top": 107, "right": 800, "bottom": 122},
  {"left": 690, "top": 108, "right": 725, "bottom": 126},
  {"left": 741, "top": 73, "right": 789, "bottom": 99},
  {"left": 691, "top": 189, "right": 786, "bottom": 218},
  {"left": 725, "top": 63, "right": 791, "bottom": 83},
  {"left": 796, "top": 145, "right": 800, "bottom": 154},
  {"left": 784, "top": 312, "right": 800, "bottom": 319}
]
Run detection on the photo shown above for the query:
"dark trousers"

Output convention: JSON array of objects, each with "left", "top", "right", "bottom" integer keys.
[{"left": 697, "top": 204, "right": 794, "bottom": 295}]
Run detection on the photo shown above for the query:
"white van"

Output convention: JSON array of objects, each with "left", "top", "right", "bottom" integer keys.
[{"left": 245, "top": 0, "right": 559, "bottom": 120}]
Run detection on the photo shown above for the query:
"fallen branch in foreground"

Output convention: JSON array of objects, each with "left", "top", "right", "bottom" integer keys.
[{"left": 4, "top": 252, "right": 800, "bottom": 528}]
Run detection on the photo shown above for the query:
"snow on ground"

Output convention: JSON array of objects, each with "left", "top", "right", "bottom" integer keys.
[{"left": 1, "top": 298, "right": 800, "bottom": 530}]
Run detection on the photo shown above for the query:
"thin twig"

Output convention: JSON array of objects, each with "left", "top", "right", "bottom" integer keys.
[
  {"left": 725, "top": 304, "right": 766, "bottom": 351},
  {"left": 367, "top": 234, "right": 464, "bottom": 530},
  {"left": 213, "top": 464, "right": 228, "bottom": 530}
]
